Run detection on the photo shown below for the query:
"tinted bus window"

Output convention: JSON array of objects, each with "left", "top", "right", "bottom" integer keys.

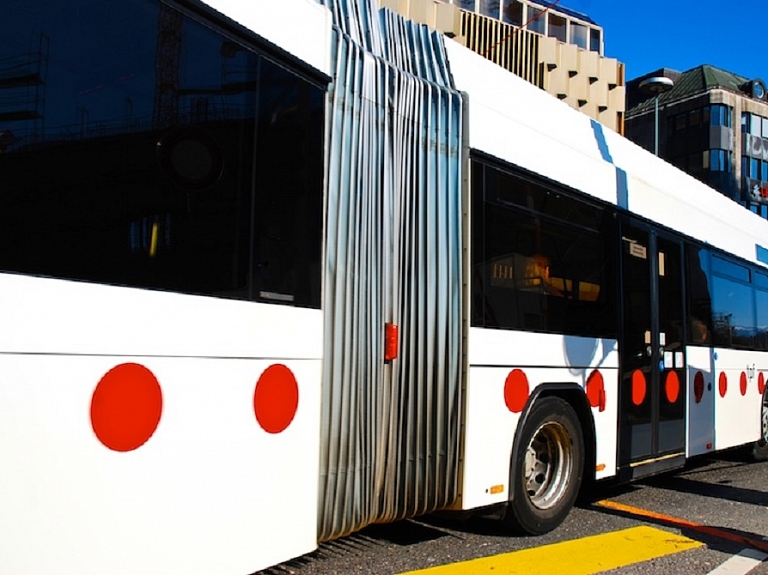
[
  {"left": 686, "top": 245, "right": 712, "bottom": 344},
  {"left": 712, "top": 275, "right": 755, "bottom": 348},
  {"left": 0, "top": 0, "right": 324, "bottom": 307},
  {"left": 471, "top": 160, "right": 617, "bottom": 338},
  {"left": 711, "top": 256, "right": 750, "bottom": 283},
  {"left": 756, "top": 288, "right": 768, "bottom": 351}
]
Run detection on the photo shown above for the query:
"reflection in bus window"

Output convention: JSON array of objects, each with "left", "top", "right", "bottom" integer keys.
[
  {"left": 471, "top": 159, "right": 617, "bottom": 337},
  {"left": 0, "top": 0, "right": 325, "bottom": 307},
  {"left": 686, "top": 246, "right": 712, "bottom": 344},
  {"left": 712, "top": 275, "right": 755, "bottom": 348}
]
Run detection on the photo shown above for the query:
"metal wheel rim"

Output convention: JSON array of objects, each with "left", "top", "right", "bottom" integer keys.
[
  {"left": 524, "top": 421, "right": 573, "bottom": 510},
  {"left": 761, "top": 393, "right": 768, "bottom": 444}
]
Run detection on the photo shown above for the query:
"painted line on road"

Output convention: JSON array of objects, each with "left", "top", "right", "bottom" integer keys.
[
  {"left": 706, "top": 548, "right": 767, "bottom": 575},
  {"left": 398, "top": 525, "right": 701, "bottom": 575},
  {"left": 596, "top": 500, "right": 768, "bottom": 554}
]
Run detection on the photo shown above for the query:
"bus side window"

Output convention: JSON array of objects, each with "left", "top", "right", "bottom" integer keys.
[{"left": 686, "top": 245, "right": 713, "bottom": 345}]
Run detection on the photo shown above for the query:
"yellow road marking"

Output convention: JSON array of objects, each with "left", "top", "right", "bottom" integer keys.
[
  {"left": 398, "top": 525, "right": 701, "bottom": 575},
  {"left": 596, "top": 500, "right": 768, "bottom": 554}
]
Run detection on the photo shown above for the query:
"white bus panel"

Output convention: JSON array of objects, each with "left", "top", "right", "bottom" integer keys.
[
  {"left": 461, "top": 329, "right": 619, "bottom": 510},
  {"left": 0, "top": 274, "right": 323, "bottom": 574}
]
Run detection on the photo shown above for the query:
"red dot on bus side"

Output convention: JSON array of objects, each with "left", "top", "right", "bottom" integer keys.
[
  {"left": 759, "top": 373, "right": 766, "bottom": 395},
  {"left": 693, "top": 371, "right": 705, "bottom": 404},
  {"left": 740, "top": 372, "right": 748, "bottom": 396},
  {"left": 254, "top": 364, "right": 299, "bottom": 434},
  {"left": 631, "top": 370, "right": 646, "bottom": 406},
  {"left": 665, "top": 371, "right": 680, "bottom": 404},
  {"left": 719, "top": 372, "right": 728, "bottom": 398},
  {"left": 586, "top": 370, "right": 605, "bottom": 412},
  {"left": 504, "top": 369, "right": 529, "bottom": 413},
  {"left": 90, "top": 363, "right": 163, "bottom": 452}
]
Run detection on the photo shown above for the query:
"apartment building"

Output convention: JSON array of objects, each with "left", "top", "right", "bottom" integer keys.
[
  {"left": 378, "top": 0, "right": 626, "bottom": 132},
  {"left": 626, "top": 66, "right": 768, "bottom": 218}
]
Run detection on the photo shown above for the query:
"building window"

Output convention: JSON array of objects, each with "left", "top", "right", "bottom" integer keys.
[
  {"left": 743, "top": 156, "right": 761, "bottom": 180},
  {"left": 502, "top": 0, "right": 523, "bottom": 25},
  {"left": 571, "top": 22, "right": 588, "bottom": 49},
  {"left": 527, "top": 6, "right": 546, "bottom": 34},
  {"left": 455, "top": 0, "right": 476, "bottom": 11},
  {"left": 589, "top": 28, "right": 601, "bottom": 53},
  {"left": 710, "top": 104, "right": 732, "bottom": 128},
  {"left": 742, "top": 112, "right": 765, "bottom": 136},
  {"left": 479, "top": 0, "right": 500, "bottom": 18},
  {"left": 548, "top": 13, "right": 567, "bottom": 42},
  {"left": 705, "top": 149, "right": 731, "bottom": 172}
]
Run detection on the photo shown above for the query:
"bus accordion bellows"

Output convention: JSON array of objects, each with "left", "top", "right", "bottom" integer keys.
[{"left": 1, "top": 0, "right": 767, "bottom": 573}]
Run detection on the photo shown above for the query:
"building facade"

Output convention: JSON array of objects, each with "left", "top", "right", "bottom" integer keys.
[
  {"left": 378, "top": 0, "right": 626, "bottom": 132},
  {"left": 625, "top": 66, "right": 768, "bottom": 219}
]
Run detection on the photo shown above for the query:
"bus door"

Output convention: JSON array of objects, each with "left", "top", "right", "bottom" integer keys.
[{"left": 618, "top": 219, "right": 686, "bottom": 479}]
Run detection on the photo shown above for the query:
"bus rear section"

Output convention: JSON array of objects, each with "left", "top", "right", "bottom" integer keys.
[{"left": 0, "top": 0, "right": 328, "bottom": 572}]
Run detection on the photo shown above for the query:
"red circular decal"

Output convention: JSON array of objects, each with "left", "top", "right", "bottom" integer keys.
[
  {"left": 504, "top": 369, "right": 529, "bottom": 413},
  {"left": 586, "top": 370, "right": 606, "bottom": 412},
  {"left": 740, "top": 372, "right": 748, "bottom": 396},
  {"left": 254, "top": 364, "right": 299, "bottom": 434},
  {"left": 759, "top": 372, "right": 766, "bottom": 395},
  {"left": 719, "top": 372, "right": 728, "bottom": 398},
  {"left": 631, "top": 370, "right": 646, "bottom": 406},
  {"left": 91, "top": 363, "right": 163, "bottom": 452},
  {"left": 665, "top": 371, "right": 680, "bottom": 404},
  {"left": 693, "top": 371, "right": 705, "bottom": 404}
]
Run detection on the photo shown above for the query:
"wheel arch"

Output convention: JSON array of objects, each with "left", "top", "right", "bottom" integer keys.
[{"left": 508, "top": 382, "right": 596, "bottom": 501}]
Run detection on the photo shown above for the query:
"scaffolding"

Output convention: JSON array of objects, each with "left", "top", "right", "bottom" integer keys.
[{"left": 0, "top": 34, "right": 48, "bottom": 150}]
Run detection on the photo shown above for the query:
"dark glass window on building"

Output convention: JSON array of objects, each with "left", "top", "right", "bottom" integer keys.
[
  {"left": 570, "top": 22, "right": 588, "bottom": 49},
  {"left": 527, "top": 7, "right": 546, "bottom": 34},
  {"left": 743, "top": 157, "right": 761, "bottom": 179},
  {"left": 471, "top": 159, "right": 617, "bottom": 338},
  {"left": 589, "top": 28, "right": 601, "bottom": 53},
  {"left": 744, "top": 112, "right": 768, "bottom": 137},
  {"left": 548, "top": 14, "right": 567, "bottom": 42},
  {"left": 502, "top": 0, "right": 524, "bottom": 26},
  {"left": 455, "top": 0, "right": 476, "bottom": 11},
  {"left": 706, "top": 149, "right": 731, "bottom": 172},
  {"left": 0, "top": 0, "right": 325, "bottom": 308},
  {"left": 479, "top": 0, "right": 500, "bottom": 18},
  {"left": 710, "top": 104, "right": 732, "bottom": 127}
]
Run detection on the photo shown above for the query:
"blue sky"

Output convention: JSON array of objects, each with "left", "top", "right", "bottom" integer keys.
[{"left": 561, "top": 0, "right": 768, "bottom": 81}]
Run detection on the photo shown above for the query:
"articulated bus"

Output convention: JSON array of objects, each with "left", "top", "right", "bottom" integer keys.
[{"left": 2, "top": 0, "right": 767, "bottom": 573}]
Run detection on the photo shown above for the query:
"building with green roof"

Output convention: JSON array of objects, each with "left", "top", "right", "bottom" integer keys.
[{"left": 625, "top": 65, "right": 768, "bottom": 218}]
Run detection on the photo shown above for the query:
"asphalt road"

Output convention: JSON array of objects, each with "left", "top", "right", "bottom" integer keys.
[{"left": 257, "top": 449, "right": 768, "bottom": 575}]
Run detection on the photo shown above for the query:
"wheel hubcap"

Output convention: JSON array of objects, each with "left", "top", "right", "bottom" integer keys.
[{"left": 524, "top": 421, "right": 573, "bottom": 510}]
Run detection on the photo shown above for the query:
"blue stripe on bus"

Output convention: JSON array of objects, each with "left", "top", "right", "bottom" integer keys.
[{"left": 591, "top": 119, "right": 628, "bottom": 210}]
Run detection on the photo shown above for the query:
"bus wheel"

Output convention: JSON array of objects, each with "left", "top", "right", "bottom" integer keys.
[
  {"left": 504, "top": 397, "right": 584, "bottom": 534},
  {"left": 753, "top": 390, "right": 768, "bottom": 462}
]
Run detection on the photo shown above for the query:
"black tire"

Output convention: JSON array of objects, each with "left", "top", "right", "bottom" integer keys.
[
  {"left": 752, "top": 390, "right": 768, "bottom": 462},
  {"left": 504, "top": 396, "right": 584, "bottom": 535}
]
